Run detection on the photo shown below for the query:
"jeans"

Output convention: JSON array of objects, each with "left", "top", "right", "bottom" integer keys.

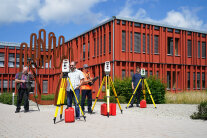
[
  {"left": 67, "top": 89, "right": 80, "bottom": 117},
  {"left": 16, "top": 88, "right": 29, "bottom": 111},
  {"left": 130, "top": 86, "right": 142, "bottom": 105},
  {"left": 81, "top": 90, "right": 92, "bottom": 112}
]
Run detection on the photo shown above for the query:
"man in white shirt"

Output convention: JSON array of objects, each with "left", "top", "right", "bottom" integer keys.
[{"left": 66, "top": 61, "right": 84, "bottom": 120}]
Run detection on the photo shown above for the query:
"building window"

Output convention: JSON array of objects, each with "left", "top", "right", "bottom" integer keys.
[
  {"left": 202, "top": 72, "right": 205, "bottom": 89},
  {"left": 134, "top": 32, "right": 141, "bottom": 53},
  {"left": 104, "top": 34, "right": 106, "bottom": 54},
  {"left": 147, "top": 34, "right": 150, "bottom": 54},
  {"left": 0, "top": 53, "right": 5, "bottom": 67},
  {"left": 134, "top": 23, "right": 141, "bottom": 28},
  {"left": 100, "top": 36, "right": 102, "bottom": 55},
  {"left": 143, "top": 34, "right": 146, "bottom": 53},
  {"left": 130, "top": 32, "right": 132, "bottom": 52},
  {"left": 187, "top": 72, "right": 190, "bottom": 89},
  {"left": 3, "top": 80, "right": 8, "bottom": 92},
  {"left": 156, "top": 71, "right": 159, "bottom": 78},
  {"left": 117, "top": 20, "right": 120, "bottom": 25},
  {"left": 97, "top": 37, "right": 99, "bottom": 56},
  {"left": 150, "top": 71, "right": 152, "bottom": 76},
  {"left": 94, "top": 38, "right": 96, "bottom": 57},
  {"left": 198, "top": 41, "right": 200, "bottom": 58},
  {"left": 167, "top": 28, "right": 173, "bottom": 32},
  {"left": 202, "top": 42, "right": 206, "bottom": 58},
  {"left": 109, "top": 32, "right": 111, "bottom": 53},
  {"left": 202, "top": 34, "right": 206, "bottom": 38},
  {"left": 145, "top": 71, "right": 148, "bottom": 77},
  {"left": 83, "top": 44, "right": 85, "bottom": 60},
  {"left": 167, "top": 71, "right": 171, "bottom": 89},
  {"left": 154, "top": 26, "right": 159, "bottom": 30},
  {"left": 122, "top": 31, "right": 126, "bottom": 51},
  {"left": 175, "top": 38, "right": 179, "bottom": 56},
  {"left": 8, "top": 53, "right": 15, "bottom": 67},
  {"left": 122, "top": 69, "right": 126, "bottom": 79},
  {"left": 154, "top": 35, "right": 159, "bottom": 54},
  {"left": 16, "top": 54, "right": 24, "bottom": 68},
  {"left": 151, "top": 34, "right": 153, "bottom": 54},
  {"left": 130, "top": 70, "right": 134, "bottom": 77},
  {"left": 175, "top": 29, "right": 180, "bottom": 34},
  {"left": 188, "top": 40, "right": 192, "bottom": 57},
  {"left": 187, "top": 31, "right": 192, "bottom": 35},
  {"left": 88, "top": 42, "right": 90, "bottom": 59},
  {"left": 193, "top": 72, "right": 195, "bottom": 89},
  {"left": 173, "top": 71, "right": 176, "bottom": 89},
  {"left": 43, "top": 80, "right": 48, "bottom": 94},
  {"left": 197, "top": 72, "right": 200, "bottom": 89},
  {"left": 122, "top": 20, "right": 126, "bottom": 25},
  {"left": 167, "top": 37, "right": 173, "bottom": 55}
]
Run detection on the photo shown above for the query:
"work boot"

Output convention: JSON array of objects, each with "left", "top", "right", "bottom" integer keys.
[
  {"left": 128, "top": 104, "right": 133, "bottom": 108},
  {"left": 15, "top": 110, "right": 20, "bottom": 113},
  {"left": 136, "top": 104, "right": 140, "bottom": 107}
]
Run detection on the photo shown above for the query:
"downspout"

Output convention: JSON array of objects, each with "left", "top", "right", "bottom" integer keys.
[{"left": 112, "top": 16, "right": 116, "bottom": 82}]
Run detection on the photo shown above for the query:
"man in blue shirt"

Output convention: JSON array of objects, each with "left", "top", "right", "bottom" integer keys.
[{"left": 129, "top": 66, "right": 142, "bottom": 108}]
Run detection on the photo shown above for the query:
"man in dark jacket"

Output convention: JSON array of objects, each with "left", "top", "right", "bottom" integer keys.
[
  {"left": 15, "top": 66, "right": 33, "bottom": 113},
  {"left": 129, "top": 66, "right": 142, "bottom": 108}
]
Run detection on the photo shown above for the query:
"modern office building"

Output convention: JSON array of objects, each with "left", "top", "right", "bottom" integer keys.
[{"left": 0, "top": 16, "right": 206, "bottom": 100}]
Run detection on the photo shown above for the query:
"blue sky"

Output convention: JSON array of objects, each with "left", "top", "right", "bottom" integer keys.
[{"left": 0, "top": 0, "right": 207, "bottom": 44}]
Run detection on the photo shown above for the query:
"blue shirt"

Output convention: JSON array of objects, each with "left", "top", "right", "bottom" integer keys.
[{"left": 132, "top": 73, "right": 142, "bottom": 89}]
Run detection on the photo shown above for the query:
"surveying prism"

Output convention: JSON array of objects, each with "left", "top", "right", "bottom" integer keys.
[
  {"left": 92, "top": 61, "right": 123, "bottom": 117},
  {"left": 53, "top": 59, "right": 86, "bottom": 124},
  {"left": 126, "top": 68, "right": 157, "bottom": 109}
]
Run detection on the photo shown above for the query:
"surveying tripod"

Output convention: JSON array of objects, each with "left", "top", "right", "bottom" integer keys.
[
  {"left": 126, "top": 77, "right": 157, "bottom": 108},
  {"left": 53, "top": 72, "right": 86, "bottom": 124},
  {"left": 92, "top": 74, "right": 123, "bottom": 117}
]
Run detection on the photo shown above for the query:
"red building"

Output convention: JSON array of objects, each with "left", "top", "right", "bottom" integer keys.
[{"left": 0, "top": 16, "right": 207, "bottom": 99}]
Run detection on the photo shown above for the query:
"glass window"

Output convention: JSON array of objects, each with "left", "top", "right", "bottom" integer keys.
[
  {"left": 104, "top": 34, "right": 106, "bottom": 54},
  {"left": 188, "top": 40, "right": 192, "bottom": 57},
  {"left": 43, "top": 80, "right": 48, "bottom": 94},
  {"left": 175, "top": 38, "right": 179, "bottom": 56},
  {"left": 134, "top": 32, "right": 141, "bottom": 53},
  {"left": 202, "top": 42, "right": 206, "bottom": 58},
  {"left": 130, "top": 70, "right": 134, "bottom": 77},
  {"left": 0, "top": 53, "right": 5, "bottom": 67},
  {"left": 94, "top": 38, "right": 96, "bottom": 56},
  {"left": 143, "top": 34, "right": 146, "bottom": 53},
  {"left": 122, "top": 69, "right": 126, "bottom": 79},
  {"left": 130, "top": 32, "right": 132, "bottom": 52},
  {"left": 109, "top": 32, "right": 111, "bottom": 53},
  {"left": 83, "top": 44, "right": 85, "bottom": 60},
  {"left": 198, "top": 41, "right": 200, "bottom": 58},
  {"left": 88, "top": 42, "right": 90, "bottom": 59},
  {"left": 100, "top": 36, "right": 102, "bottom": 55},
  {"left": 202, "top": 72, "right": 205, "bottom": 89},
  {"left": 97, "top": 37, "right": 99, "bottom": 56},
  {"left": 197, "top": 72, "right": 200, "bottom": 89},
  {"left": 187, "top": 72, "right": 190, "bottom": 89},
  {"left": 167, "top": 37, "right": 173, "bottom": 55},
  {"left": 122, "top": 20, "right": 126, "bottom": 25},
  {"left": 154, "top": 35, "right": 159, "bottom": 54},
  {"left": 147, "top": 34, "right": 150, "bottom": 54},
  {"left": 134, "top": 23, "right": 141, "bottom": 27},
  {"left": 193, "top": 72, "right": 195, "bottom": 89},
  {"left": 122, "top": 31, "right": 126, "bottom": 51},
  {"left": 167, "top": 71, "right": 171, "bottom": 89}
]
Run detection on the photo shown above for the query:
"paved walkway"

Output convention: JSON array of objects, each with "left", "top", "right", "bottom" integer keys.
[{"left": 0, "top": 102, "right": 207, "bottom": 138}]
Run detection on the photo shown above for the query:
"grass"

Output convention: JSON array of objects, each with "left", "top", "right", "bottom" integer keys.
[{"left": 165, "top": 91, "right": 207, "bottom": 104}]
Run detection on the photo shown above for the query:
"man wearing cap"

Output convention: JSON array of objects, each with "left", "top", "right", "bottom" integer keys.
[{"left": 81, "top": 64, "right": 93, "bottom": 113}]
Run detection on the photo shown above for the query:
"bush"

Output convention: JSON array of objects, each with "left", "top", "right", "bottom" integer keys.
[
  {"left": 0, "top": 93, "right": 21, "bottom": 105},
  {"left": 109, "top": 76, "right": 166, "bottom": 104},
  {"left": 190, "top": 101, "right": 207, "bottom": 120},
  {"left": 103, "top": 96, "right": 126, "bottom": 103},
  {"left": 41, "top": 94, "right": 55, "bottom": 101}
]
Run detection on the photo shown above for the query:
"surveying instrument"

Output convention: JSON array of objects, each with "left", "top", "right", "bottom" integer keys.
[
  {"left": 126, "top": 68, "right": 157, "bottom": 109},
  {"left": 92, "top": 61, "right": 123, "bottom": 117},
  {"left": 53, "top": 59, "right": 86, "bottom": 124}
]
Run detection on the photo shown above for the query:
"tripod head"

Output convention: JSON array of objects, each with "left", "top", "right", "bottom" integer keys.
[
  {"left": 62, "top": 59, "right": 70, "bottom": 78},
  {"left": 141, "top": 68, "right": 146, "bottom": 78},
  {"left": 104, "top": 61, "right": 110, "bottom": 75}
]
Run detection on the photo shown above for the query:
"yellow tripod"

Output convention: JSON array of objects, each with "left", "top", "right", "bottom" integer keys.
[
  {"left": 53, "top": 73, "right": 86, "bottom": 124},
  {"left": 92, "top": 75, "right": 123, "bottom": 117},
  {"left": 126, "top": 77, "right": 157, "bottom": 108}
]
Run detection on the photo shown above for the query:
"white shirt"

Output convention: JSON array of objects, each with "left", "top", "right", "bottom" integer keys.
[{"left": 66, "top": 69, "right": 85, "bottom": 91}]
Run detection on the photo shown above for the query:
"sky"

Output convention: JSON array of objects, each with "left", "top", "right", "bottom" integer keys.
[{"left": 0, "top": 0, "right": 207, "bottom": 44}]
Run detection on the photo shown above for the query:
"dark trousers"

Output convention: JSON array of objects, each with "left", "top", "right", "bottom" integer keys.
[
  {"left": 81, "top": 90, "right": 92, "bottom": 112},
  {"left": 130, "top": 87, "right": 142, "bottom": 105},
  {"left": 67, "top": 89, "right": 80, "bottom": 117},
  {"left": 16, "top": 88, "right": 29, "bottom": 111}
]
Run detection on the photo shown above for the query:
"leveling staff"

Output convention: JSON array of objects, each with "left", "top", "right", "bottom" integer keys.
[
  {"left": 66, "top": 61, "right": 84, "bottom": 120},
  {"left": 129, "top": 66, "right": 142, "bottom": 108},
  {"left": 15, "top": 66, "right": 33, "bottom": 113}
]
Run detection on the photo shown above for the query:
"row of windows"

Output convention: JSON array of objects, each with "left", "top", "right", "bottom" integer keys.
[
  {"left": 122, "top": 31, "right": 159, "bottom": 54},
  {"left": 166, "top": 71, "right": 205, "bottom": 89},
  {"left": 0, "top": 80, "right": 48, "bottom": 93},
  {"left": 117, "top": 19, "right": 207, "bottom": 37}
]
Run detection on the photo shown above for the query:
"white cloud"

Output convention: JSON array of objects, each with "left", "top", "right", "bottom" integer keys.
[
  {"left": 0, "top": 0, "right": 40, "bottom": 24},
  {"left": 117, "top": 1, "right": 207, "bottom": 31},
  {"left": 38, "top": 0, "right": 106, "bottom": 24}
]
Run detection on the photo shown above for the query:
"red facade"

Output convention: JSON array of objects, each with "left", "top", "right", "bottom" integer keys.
[{"left": 0, "top": 16, "right": 207, "bottom": 99}]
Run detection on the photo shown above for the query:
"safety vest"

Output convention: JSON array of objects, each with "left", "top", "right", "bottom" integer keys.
[{"left": 81, "top": 71, "right": 92, "bottom": 90}]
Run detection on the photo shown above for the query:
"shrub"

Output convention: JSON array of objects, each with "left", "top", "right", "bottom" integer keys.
[
  {"left": 103, "top": 96, "right": 126, "bottom": 103},
  {"left": 190, "top": 101, "right": 207, "bottom": 120},
  {"left": 109, "top": 76, "right": 166, "bottom": 104},
  {"left": 41, "top": 94, "right": 55, "bottom": 101},
  {"left": 0, "top": 93, "right": 21, "bottom": 105}
]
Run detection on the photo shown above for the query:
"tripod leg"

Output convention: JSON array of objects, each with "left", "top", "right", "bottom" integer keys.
[
  {"left": 126, "top": 79, "right": 142, "bottom": 109},
  {"left": 60, "top": 79, "right": 66, "bottom": 120},
  {"left": 33, "top": 91, "right": 40, "bottom": 111},
  {"left": 92, "top": 76, "right": 105, "bottom": 112},
  {"left": 67, "top": 78, "right": 86, "bottom": 121},
  {"left": 144, "top": 79, "right": 157, "bottom": 108},
  {"left": 106, "top": 76, "right": 110, "bottom": 117},
  {"left": 109, "top": 76, "right": 123, "bottom": 114},
  {"left": 142, "top": 79, "right": 146, "bottom": 100}
]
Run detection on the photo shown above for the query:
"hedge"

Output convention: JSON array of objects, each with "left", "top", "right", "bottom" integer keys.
[{"left": 190, "top": 101, "right": 207, "bottom": 120}]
